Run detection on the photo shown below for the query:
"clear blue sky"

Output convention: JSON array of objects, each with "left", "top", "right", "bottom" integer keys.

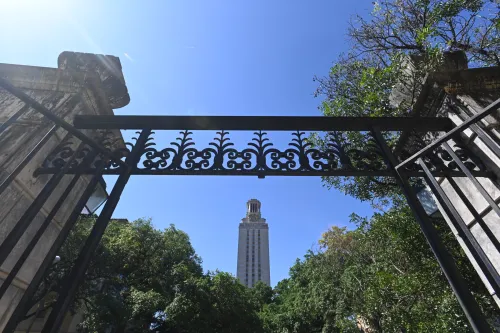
[{"left": 0, "top": 0, "right": 375, "bottom": 285}]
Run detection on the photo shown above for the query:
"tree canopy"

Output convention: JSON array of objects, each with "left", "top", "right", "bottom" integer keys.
[
  {"left": 258, "top": 205, "right": 498, "bottom": 332},
  {"left": 33, "top": 217, "right": 262, "bottom": 333},
  {"left": 33, "top": 208, "right": 497, "bottom": 332},
  {"left": 313, "top": 0, "right": 500, "bottom": 206}
]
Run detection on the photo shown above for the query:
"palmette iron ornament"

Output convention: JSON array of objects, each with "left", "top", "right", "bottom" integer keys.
[{"left": 40, "top": 129, "right": 483, "bottom": 176}]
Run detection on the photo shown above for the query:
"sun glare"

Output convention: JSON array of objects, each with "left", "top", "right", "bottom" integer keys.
[{"left": 1, "top": 0, "right": 70, "bottom": 22}]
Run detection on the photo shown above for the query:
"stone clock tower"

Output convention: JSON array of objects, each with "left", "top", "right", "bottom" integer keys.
[{"left": 236, "top": 199, "right": 270, "bottom": 287}]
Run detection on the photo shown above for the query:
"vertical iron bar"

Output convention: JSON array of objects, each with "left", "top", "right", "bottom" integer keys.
[
  {"left": 450, "top": 96, "right": 500, "bottom": 150},
  {"left": 472, "top": 196, "right": 500, "bottom": 227},
  {"left": 447, "top": 176, "right": 500, "bottom": 253},
  {"left": 41, "top": 129, "right": 151, "bottom": 333},
  {"left": 0, "top": 125, "right": 59, "bottom": 195},
  {"left": 441, "top": 142, "right": 500, "bottom": 219},
  {"left": 468, "top": 123, "right": 500, "bottom": 157},
  {"left": 0, "top": 150, "right": 98, "bottom": 301},
  {"left": 0, "top": 104, "right": 30, "bottom": 135},
  {"left": 0, "top": 141, "right": 85, "bottom": 267},
  {"left": 2, "top": 164, "right": 105, "bottom": 333},
  {"left": 419, "top": 159, "right": 500, "bottom": 296},
  {"left": 371, "top": 128, "right": 492, "bottom": 333}
]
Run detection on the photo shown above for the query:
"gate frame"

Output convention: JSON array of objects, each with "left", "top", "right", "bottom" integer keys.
[{"left": 1, "top": 75, "right": 499, "bottom": 333}]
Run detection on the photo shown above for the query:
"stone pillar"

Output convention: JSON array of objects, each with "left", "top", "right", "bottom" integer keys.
[
  {"left": 416, "top": 62, "right": 500, "bottom": 307},
  {"left": 438, "top": 89, "right": 500, "bottom": 307},
  {"left": 0, "top": 52, "right": 128, "bottom": 329},
  {"left": 390, "top": 50, "right": 500, "bottom": 307}
]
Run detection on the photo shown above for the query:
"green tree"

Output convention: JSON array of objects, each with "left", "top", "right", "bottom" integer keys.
[
  {"left": 312, "top": 56, "right": 405, "bottom": 207},
  {"left": 32, "top": 216, "right": 264, "bottom": 333},
  {"left": 162, "top": 271, "right": 263, "bottom": 333},
  {"left": 70, "top": 217, "right": 203, "bottom": 332},
  {"left": 314, "top": 0, "right": 500, "bottom": 206},
  {"left": 323, "top": 207, "right": 479, "bottom": 332},
  {"left": 258, "top": 252, "right": 339, "bottom": 333},
  {"left": 349, "top": 0, "right": 499, "bottom": 67},
  {"left": 251, "top": 281, "right": 274, "bottom": 307},
  {"left": 259, "top": 205, "right": 498, "bottom": 332}
]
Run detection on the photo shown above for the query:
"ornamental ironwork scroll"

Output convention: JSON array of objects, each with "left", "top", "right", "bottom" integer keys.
[
  {"left": 39, "top": 130, "right": 485, "bottom": 177},
  {"left": 136, "top": 130, "right": 345, "bottom": 174},
  {"left": 398, "top": 136, "right": 486, "bottom": 174}
]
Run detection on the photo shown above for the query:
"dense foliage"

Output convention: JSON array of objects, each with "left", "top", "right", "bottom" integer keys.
[
  {"left": 34, "top": 209, "right": 497, "bottom": 332},
  {"left": 313, "top": 0, "right": 500, "bottom": 207},
  {"left": 259, "top": 205, "right": 497, "bottom": 332},
  {"left": 300, "top": 2, "right": 500, "bottom": 330},
  {"left": 34, "top": 217, "right": 262, "bottom": 333}
]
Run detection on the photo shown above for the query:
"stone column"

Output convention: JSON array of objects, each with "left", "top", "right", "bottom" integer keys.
[
  {"left": 391, "top": 51, "right": 500, "bottom": 307},
  {"left": 0, "top": 52, "right": 128, "bottom": 329}
]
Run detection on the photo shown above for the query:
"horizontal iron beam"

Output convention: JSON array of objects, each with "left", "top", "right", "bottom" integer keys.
[
  {"left": 74, "top": 115, "right": 454, "bottom": 131},
  {"left": 34, "top": 168, "right": 491, "bottom": 178}
]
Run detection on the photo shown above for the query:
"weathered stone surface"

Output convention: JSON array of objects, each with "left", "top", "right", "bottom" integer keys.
[
  {"left": 58, "top": 51, "right": 130, "bottom": 109},
  {"left": 401, "top": 58, "right": 500, "bottom": 307},
  {"left": 0, "top": 51, "right": 129, "bottom": 330},
  {"left": 389, "top": 51, "right": 468, "bottom": 108}
]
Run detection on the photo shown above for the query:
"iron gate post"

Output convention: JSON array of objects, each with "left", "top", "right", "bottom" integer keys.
[
  {"left": 40, "top": 129, "right": 152, "bottom": 333},
  {"left": 371, "top": 128, "right": 492, "bottom": 333}
]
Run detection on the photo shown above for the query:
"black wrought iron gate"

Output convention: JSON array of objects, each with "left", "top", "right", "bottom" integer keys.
[{"left": 1, "top": 75, "right": 500, "bottom": 332}]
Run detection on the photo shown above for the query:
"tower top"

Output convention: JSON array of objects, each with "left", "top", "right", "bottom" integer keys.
[{"left": 244, "top": 199, "right": 265, "bottom": 223}]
